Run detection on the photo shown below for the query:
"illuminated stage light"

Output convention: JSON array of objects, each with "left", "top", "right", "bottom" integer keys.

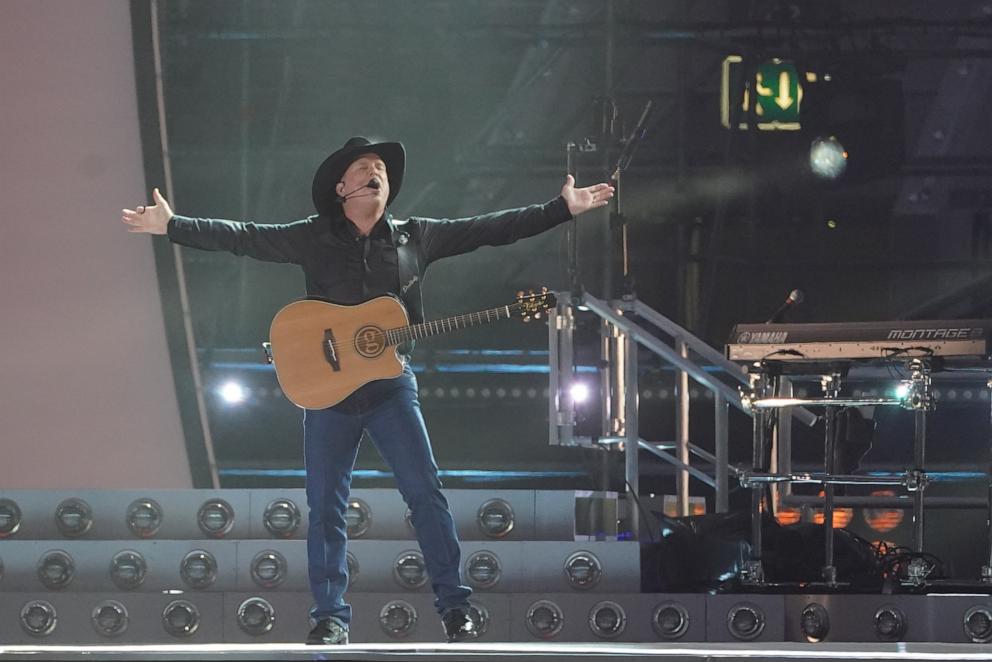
[
  {"left": 525, "top": 600, "right": 564, "bottom": 639},
  {"left": 37, "top": 550, "right": 75, "bottom": 590},
  {"left": 874, "top": 605, "right": 907, "bottom": 641},
  {"left": 465, "top": 550, "right": 502, "bottom": 589},
  {"left": 588, "top": 600, "right": 627, "bottom": 639},
  {"left": 468, "top": 602, "right": 489, "bottom": 637},
  {"left": 570, "top": 382, "right": 590, "bottom": 404},
  {"left": 652, "top": 601, "right": 690, "bottom": 640},
  {"left": 197, "top": 499, "right": 234, "bottom": 538},
  {"left": 393, "top": 550, "right": 429, "bottom": 589},
  {"left": 0, "top": 498, "right": 23, "bottom": 538},
  {"left": 727, "top": 603, "right": 766, "bottom": 641},
  {"left": 379, "top": 600, "right": 418, "bottom": 638},
  {"left": 563, "top": 551, "right": 602, "bottom": 590},
  {"left": 263, "top": 498, "right": 300, "bottom": 538},
  {"left": 126, "top": 498, "right": 163, "bottom": 538},
  {"left": 55, "top": 497, "right": 93, "bottom": 538},
  {"left": 801, "top": 603, "right": 830, "bottom": 642},
  {"left": 250, "top": 550, "right": 287, "bottom": 589},
  {"left": 346, "top": 551, "right": 359, "bottom": 588},
  {"left": 809, "top": 136, "right": 848, "bottom": 180},
  {"left": 20, "top": 600, "right": 57, "bottom": 637},
  {"left": 91, "top": 600, "right": 129, "bottom": 637},
  {"left": 109, "top": 550, "right": 147, "bottom": 590},
  {"left": 963, "top": 606, "right": 992, "bottom": 643},
  {"left": 180, "top": 549, "right": 218, "bottom": 589},
  {"left": 346, "top": 498, "right": 372, "bottom": 538},
  {"left": 477, "top": 499, "right": 514, "bottom": 538},
  {"left": 864, "top": 489, "right": 904, "bottom": 533},
  {"left": 162, "top": 600, "right": 200, "bottom": 637},
  {"left": 219, "top": 381, "right": 246, "bottom": 404},
  {"left": 237, "top": 597, "right": 276, "bottom": 636}
]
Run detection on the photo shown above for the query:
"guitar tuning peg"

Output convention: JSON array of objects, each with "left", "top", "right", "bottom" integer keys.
[
  {"left": 527, "top": 289, "right": 535, "bottom": 296},
  {"left": 517, "top": 290, "right": 524, "bottom": 298},
  {"left": 534, "top": 312, "right": 542, "bottom": 319},
  {"left": 541, "top": 286, "right": 548, "bottom": 293},
  {"left": 522, "top": 315, "right": 531, "bottom": 323}
]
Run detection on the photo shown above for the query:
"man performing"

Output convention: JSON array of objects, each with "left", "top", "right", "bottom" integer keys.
[{"left": 121, "top": 136, "right": 614, "bottom": 644}]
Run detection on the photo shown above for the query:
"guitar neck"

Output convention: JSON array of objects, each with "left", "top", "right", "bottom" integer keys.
[{"left": 387, "top": 305, "right": 519, "bottom": 345}]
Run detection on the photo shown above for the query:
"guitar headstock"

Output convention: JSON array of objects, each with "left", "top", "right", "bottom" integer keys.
[{"left": 514, "top": 287, "right": 557, "bottom": 322}]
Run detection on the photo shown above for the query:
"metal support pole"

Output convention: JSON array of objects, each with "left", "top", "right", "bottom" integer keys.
[
  {"left": 676, "top": 340, "right": 691, "bottom": 516},
  {"left": 715, "top": 392, "right": 729, "bottom": 513},
  {"left": 625, "top": 333, "right": 639, "bottom": 541},
  {"left": 913, "top": 406, "right": 927, "bottom": 553},
  {"left": 984, "top": 376, "right": 992, "bottom": 582},
  {"left": 549, "top": 300, "right": 575, "bottom": 447},
  {"left": 822, "top": 405, "right": 838, "bottom": 585}
]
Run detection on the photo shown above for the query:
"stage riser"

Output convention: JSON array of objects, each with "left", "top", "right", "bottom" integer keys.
[
  {"left": 0, "top": 540, "right": 639, "bottom": 594},
  {"left": 0, "top": 489, "right": 584, "bottom": 541}
]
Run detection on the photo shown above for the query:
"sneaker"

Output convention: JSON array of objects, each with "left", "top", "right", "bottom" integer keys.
[
  {"left": 442, "top": 606, "right": 481, "bottom": 643},
  {"left": 306, "top": 617, "right": 349, "bottom": 645}
]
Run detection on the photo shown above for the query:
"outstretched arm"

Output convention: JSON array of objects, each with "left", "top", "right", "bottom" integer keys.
[
  {"left": 121, "top": 187, "right": 173, "bottom": 234},
  {"left": 560, "top": 175, "right": 614, "bottom": 216}
]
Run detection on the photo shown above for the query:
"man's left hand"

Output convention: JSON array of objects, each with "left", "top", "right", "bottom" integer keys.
[{"left": 560, "top": 175, "right": 615, "bottom": 217}]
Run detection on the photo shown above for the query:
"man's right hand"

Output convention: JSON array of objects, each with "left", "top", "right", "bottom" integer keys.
[{"left": 122, "top": 187, "right": 173, "bottom": 235}]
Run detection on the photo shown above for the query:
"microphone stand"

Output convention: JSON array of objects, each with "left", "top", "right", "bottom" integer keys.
[{"left": 609, "top": 100, "right": 653, "bottom": 301}]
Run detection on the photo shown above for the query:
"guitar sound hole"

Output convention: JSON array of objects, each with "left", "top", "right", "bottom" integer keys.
[{"left": 355, "top": 326, "right": 387, "bottom": 358}]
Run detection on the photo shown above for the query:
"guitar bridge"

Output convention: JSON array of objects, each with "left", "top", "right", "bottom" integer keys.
[{"left": 323, "top": 329, "right": 341, "bottom": 372}]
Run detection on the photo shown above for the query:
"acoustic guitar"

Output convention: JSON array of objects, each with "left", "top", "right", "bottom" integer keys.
[{"left": 267, "top": 289, "right": 556, "bottom": 409}]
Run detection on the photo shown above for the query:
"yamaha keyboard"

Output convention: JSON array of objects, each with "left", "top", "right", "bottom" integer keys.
[{"left": 726, "top": 319, "right": 992, "bottom": 363}]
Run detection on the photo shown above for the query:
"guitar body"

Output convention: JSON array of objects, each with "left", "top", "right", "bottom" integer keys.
[{"left": 268, "top": 296, "right": 408, "bottom": 410}]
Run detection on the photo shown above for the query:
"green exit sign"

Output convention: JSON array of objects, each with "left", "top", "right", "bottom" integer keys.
[{"left": 722, "top": 57, "right": 804, "bottom": 130}]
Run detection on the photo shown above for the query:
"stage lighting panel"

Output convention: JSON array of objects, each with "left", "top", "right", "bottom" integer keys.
[
  {"left": 525, "top": 599, "right": 565, "bottom": 640},
  {"left": 54, "top": 498, "right": 93, "bottom": 538},
  {"left": 249, "top": 550, "right": 287, "bottom": 589},
  {"left": 162, "top": 599, "right": 200, "bottom": 637},
  {"left": 393, "top": 550, "right": 429, "bottom": 589},
  {"left": 236, "top": 597, "right": 275, "bottom": 636},
  {"left": 109, "top": 549, "right": 147, "bottom": 590},
  {"left": 20, "top": 600, "right": 57, "bottom": 637},
  {"left": 652, "top": 601, "right": 690, "bottom": 640},
  {"left": 563, "top": 551, "right": 602, "bottom": 590},
  {"left": 963, "top": 606, "right": 992, "bottom": 643},
  {"left": 262, "top": 499, "right": 300, "bottom": 538},
  {"left": 874, "top": 605, "right": 907, "bottom": 641},
  {"left": 197, "top": 499, "right": 235, "bottom": 538},
  {"left": 476, "top": 498, "right": 515, "bottom": 538},
  {"left": 91, "top": 600, "right": 129, "bottom": 637},
  {"left": 180, "top": 549, "right": 218, "bottom": 589},
  {"left": 125, "top": 498, "right": 163, "bottom": 538},
  {"left": 37, "top": 550, "right": 74, "bottom": 590},
  {"left": 801, "top": 602, "right": 830, "bottom": 643},
  {"left": 0, "top": 498, "right": 22, "bottom": 538},
  {"left": 346, "top": 498, "right": 372, "bottom": 538},
  {"left": 378, "top": 599, "right": 418, "bottom": 638},
  {"left": 465, "top": 550, "right": 502, "bottom": 589},
  {"left": 727, "top": 602, "right": 766, "bottom": 641},
  {"left": 588, "top": 600, "right": 626, "bottom": 639}
]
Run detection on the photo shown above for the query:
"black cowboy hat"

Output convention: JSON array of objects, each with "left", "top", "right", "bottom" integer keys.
[{"left": 311, "top": 136, "right": 405, "bottom": 216}]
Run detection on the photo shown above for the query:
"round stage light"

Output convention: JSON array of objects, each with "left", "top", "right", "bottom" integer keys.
[
  {"left": 963, "top": 606, "right": 992, "bottom": 643},
  {"left": 180, "top": 550, "right": 218, "bottom": 589},
  {"left": 570, "top": 382, "right": 591, "bottom": 404},
  {"left": 237, "top": 597, "right": 276, "bottom": 636},
  {"left": 801, "top": 603, "right": 830, "bottom": 643},
  {"left": 874, "top": 605, "right": 906, "bottom": 641},
  {"left": 652, "top": 601, "right": 690, "bottom": 640},
  {"left": 393, "top": 550, "right": 429, "bottom": 589},
  {"left": 20, "top": 600, "right": 57, "bottom": 637},
  {"left": 809, "top": 135, "right": 848, "bottom": 180},
  {"left": 563, "top": 551, "right": 602, "bottom": 590},
  {"left": 263, "top": 498, "right": 300, "bottom": 538},
  {"left": 467, "top": 602, "right": 490, "bottom": 638},
  {"left": 55, "top": 497, "right": 93, "bottom": 538},
  {"left": 589, "top": 600, "right": 627, "bottom": 639},
  {"left": 197, "top": 499, "right": 235, "bottom": 538},
  {"left": 0, "top": 498, "right": 23, "bottom": 538},
  {"left": 465, "top": 551, "right": 502, "bottom": 589},
  {"left": 109, "top": 549, "right": 147, "bottom": 590},
  {"left": 379, "top": 600, "right": 418, "bottom": 638},
  {"left": 219, "top": 381, "right": 246, "bottom": 404},
  {"left": 476, "top": 499, "right": 514, "bottom": 538},
  {"left": 346, "top": 498, "right": 372, "bottom": 538},
  {"left": 126, "top": 498, "right": 163, "bottom": 538},
  {"left": 91, "top": 600, "right": 129, "bottom": 637},
  {"left": 162, "top": 600, "right": 200, "bottom": 637},
  {"left": 727, "top": 603, "right": 766, "bottom": 641},
  {"left": 37, "top": 550, "right": 75, "bottom": 590},
  {"left": 250, "top": 550, "right": 287, "bottom": 589},
  {"left": 525, "top": 600, "right": 564, "bottom": 639},
  {"left": 346, "top": 551, "right": 359, "bottom": 588}
]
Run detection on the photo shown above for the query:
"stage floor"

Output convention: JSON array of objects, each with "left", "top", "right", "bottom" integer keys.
[{"left": 3, "top": 642, "right": 992, "bottom": 662}]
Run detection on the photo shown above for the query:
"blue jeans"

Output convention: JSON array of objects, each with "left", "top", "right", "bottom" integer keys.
[{"left": 304, "top": 364, "right": 472, "bottom": 625}]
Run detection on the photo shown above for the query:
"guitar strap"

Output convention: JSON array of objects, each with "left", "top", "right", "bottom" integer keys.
[{"left": 392, "top": 220, "right": 424, "bottom": 326}]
